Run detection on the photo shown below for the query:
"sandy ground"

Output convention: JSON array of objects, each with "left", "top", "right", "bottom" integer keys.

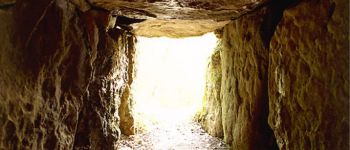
[{"left": 116, "top": 118, "right": 229, "bottom": 150}]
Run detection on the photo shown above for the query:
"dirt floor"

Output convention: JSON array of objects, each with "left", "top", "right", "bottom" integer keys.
[{"left": 116, "top": 118, "right": 229, "bottom": 150}]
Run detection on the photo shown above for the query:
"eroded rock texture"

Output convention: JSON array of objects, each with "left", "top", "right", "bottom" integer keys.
[
  {"left": 199, "top": 7, "right": 278, "bottom": 150},
  {"left": 88, "top": 0, "right": 267, "bottom": 37},
  {"left": 0, "top": 0, "right": 348, "bottom": 148},
  {"left": 200, "top": 0, "right": 349, "bottom": 149},
  {"left": 0, "top": 0, "right": 135, "bottom": 149},
  {"left": 268, "top": 0, "right": 349, "bottom": 149},
  {"left": 196, "top": 40, "right": 223, "bottom": 138},
  {"left": 220, "top": 8, "right": 277, "bottom": 150},
  {"left": 0, "top": 1, "right": 91, "bottom": 149},
  {"left": 74, "top": 24, "right": 136, "bottom": 149}
]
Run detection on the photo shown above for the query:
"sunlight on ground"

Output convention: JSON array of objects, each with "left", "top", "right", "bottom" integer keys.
[{"left": 132, "top": 33, "right": 218, "bottom": 133}]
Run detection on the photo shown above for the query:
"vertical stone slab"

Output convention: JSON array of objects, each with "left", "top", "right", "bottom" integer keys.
[
  {"left": 0, "top": 0, "right": 94, "bottom": 149},
  {"left": 119, "top": 34, "right": 136, "bottom": 136},
  {"left": 268, "top": 0, "right": 349, "bottom": 149},
  {"left": 219, "top": 8, "right": 278, "bottom": 149},
  {"left": 197, "top": 41, "right": 224, "bottom": 138},
  {"left": 74, "top": 9, "right": 137, "bottom": 148}
]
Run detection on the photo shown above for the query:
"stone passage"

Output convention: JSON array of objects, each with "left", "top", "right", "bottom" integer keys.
[{"left": 0, "top": 0, "right": 348, "bottom": 149}]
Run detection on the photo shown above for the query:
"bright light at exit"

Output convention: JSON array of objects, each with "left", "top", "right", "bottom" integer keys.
[{"left": 132, "top": 33, "right": 218, "bottom": 131}]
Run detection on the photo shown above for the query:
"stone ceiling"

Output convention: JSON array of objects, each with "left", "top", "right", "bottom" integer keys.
[
  {"left": 3, "top": 0, "right": 268, "bottom": 37},
  {"left": 88, "top": 0, "right": 267, "bottom": 37}
]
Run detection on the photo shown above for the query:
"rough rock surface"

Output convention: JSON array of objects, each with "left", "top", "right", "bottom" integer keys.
[
  {"left": 119, "top": 34, "right": 136, "bottom": 136},
  {"left": 0, "top": 0, "right": 135, "bottom": 149},
  {"left": 88, "top": 0, "right": 267, "bottom": 37},
  {"left": 132, "top": 19, "right": 229, "bottom": 38},
  {"left": 199, "top": 0, "right": 349, "bottom": 149},
  {"left": 199, "top": 7, "right": 278, "bottom": 150},
  {"left": 89, "top": 0, "right": 266, "bottom": 20},
  {"left": 0, "top": 1, "right": 92, "bottom": 148},
  {"left": 0, "top": 0, "right": 348, "bottom": 149},
  {"left": 196, "top": 40, "right": 223, "bottom": 138},
  {"left": 268, "top": 0, "right": 349, "bottom": 149},
  {"left": 74, "top": 26, "right": 136, "bottom": 149},
  {"left": 219, "top": 7, "right": 277, "bottom": 150}
]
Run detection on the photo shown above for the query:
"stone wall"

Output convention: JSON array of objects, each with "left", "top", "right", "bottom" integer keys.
[
  {"left": 199, "top": 0, "right": 349, "bottom": 149},
  {"left": 268, "top": 0, "right": 349, "bottom": 149},
  {"left": 74, "top": 25, "right": 136, "bottom": 149},
  {"left": 199, "top": 7, "right": 278, "bottom": 149},
  {"left": 196, "top": 40, "right": 223, "bottom": 138},
  {"left": 219, "top": 7, "right": 278, "bottom": 149},
  {"left": 0, "top": 0, "right": 348, "bottom": 149},
  {"left": 0, "top": 0, "right": 135, "bottom": 149}
]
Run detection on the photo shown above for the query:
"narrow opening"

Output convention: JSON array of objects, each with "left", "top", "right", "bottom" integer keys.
[
  {"left": 133, "top": 33, "right": 217, "bottom": 130},
  {"left": 117, "top": 33, "right": 227, "bottom": 149}
]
